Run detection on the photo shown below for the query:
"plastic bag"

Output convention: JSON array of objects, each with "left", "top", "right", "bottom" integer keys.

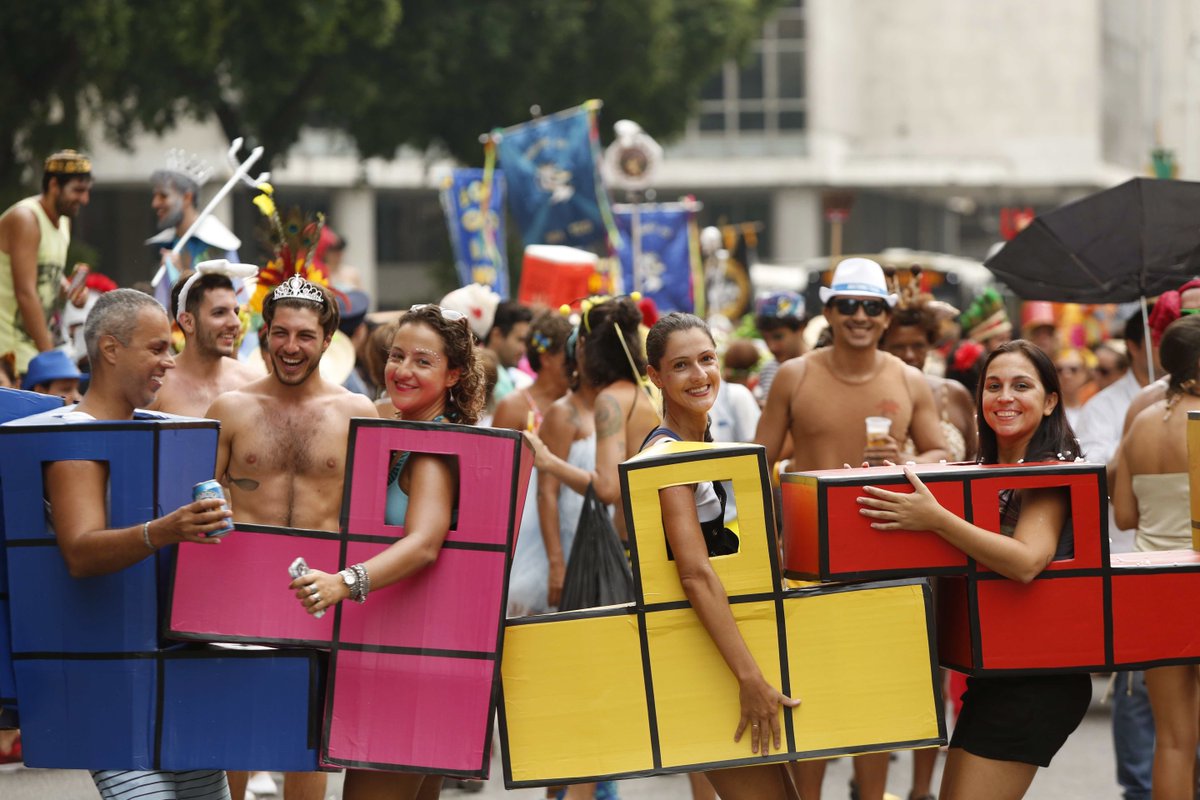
[{"left": 558, "top": 483, "right": 635, "bottom": 611}]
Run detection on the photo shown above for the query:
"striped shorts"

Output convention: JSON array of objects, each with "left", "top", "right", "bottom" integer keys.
[{"left": 90, "top": 769, "right": 230, "bottom": 800}]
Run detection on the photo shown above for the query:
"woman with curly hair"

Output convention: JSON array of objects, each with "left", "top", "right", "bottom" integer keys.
[{"left": 293, "top": 302, "right": 484, "bottom": 800}]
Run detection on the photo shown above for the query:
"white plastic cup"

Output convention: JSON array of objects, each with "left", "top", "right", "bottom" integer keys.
[{"left": 865, "top": 416, "right": 892, "bottom": 447}]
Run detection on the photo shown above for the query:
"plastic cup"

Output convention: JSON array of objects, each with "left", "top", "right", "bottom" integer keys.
[{"left": 865, "top": 416, "right": 892, "bottom": 448}]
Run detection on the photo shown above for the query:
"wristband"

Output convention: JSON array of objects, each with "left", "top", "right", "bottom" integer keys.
[{"left": 142, "top": 521, "right": 156, "bottom": 551}]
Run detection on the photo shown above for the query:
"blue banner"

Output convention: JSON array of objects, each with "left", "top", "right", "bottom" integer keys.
[
  {"left": 496, "top": 103, "right": 614, "bottom": 250},
  {"left": 614, "top": 203, "right": 699, "bottom": 313},
  {"left": 440, "top": 168, "right": 509, "bottom": 297}
]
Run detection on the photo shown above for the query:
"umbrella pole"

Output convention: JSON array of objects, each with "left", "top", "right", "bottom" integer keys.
[{"left": 1141, "top": 296, "right": 1155, "bottom": 383}]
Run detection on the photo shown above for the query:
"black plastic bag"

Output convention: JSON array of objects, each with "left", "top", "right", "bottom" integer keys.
[{"left": 559, "top": 483, "right": 635, "bottom": 611}]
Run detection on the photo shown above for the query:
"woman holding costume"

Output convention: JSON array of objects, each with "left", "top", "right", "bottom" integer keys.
[
  {"left": 1111, "top": 316, "right": 1200, "bottom": 800},
  {"left": 641, "top": 312, "right": 801, "bottom": 800},
  {"left": 289, "top": 303, "right": 484, "bottom": 800},
  {"left": 856, "top": 340, "right": 1091, "bottom": 800}
]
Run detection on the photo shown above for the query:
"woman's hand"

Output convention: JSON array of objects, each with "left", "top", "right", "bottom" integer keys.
[
  {"left": 289, "top": 569, "right": 350, "bottom": 616},
  {"left": 735, "top": 674, "right": 802, "bottom": 755},
  {"left": 522, "top": 430, "right": 553, "bottom": 471},
  {"left": 857, "top": 467, "right": 946, "bottom": 531},
  {"left": 152, "top": 498, "right": 231, "bottom": 546}
]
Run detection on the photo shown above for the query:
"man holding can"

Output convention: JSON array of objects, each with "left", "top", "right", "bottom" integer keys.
[
  {"left": 11, "top": 288, "right": 233, "bottom": 799},
  {"left": 754, "top": 258, "right": 946, "bottom": 800},
  {"left": 206, "top": 276, "right": 375, "bottom": 800}
]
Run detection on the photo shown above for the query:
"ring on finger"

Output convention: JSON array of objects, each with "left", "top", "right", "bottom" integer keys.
[
  {"left": 308, "top": 584, "right": 319, "bottom": 596},
  {"left": 311, "top": 593, "right": 321, "bottom": 604}
]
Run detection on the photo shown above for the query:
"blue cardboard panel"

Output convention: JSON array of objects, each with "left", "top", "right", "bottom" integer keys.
[
  {"left": 8, "top": 547, "right": 159, "bottom": 654},
  {"left": 16, "top": 657, "right": 156, "bottom": 770},
  {"left": 155, "top": 426, "right": 219, "bottom": 516},
  {"left": 160, "top": 648, "right": 323, "bottom": 771},
  {"left": 0, "top": 429, "right": 156, "bottom": 541},
  {"left": 0, "top": 388, "right": 62, "bottom": 424}
]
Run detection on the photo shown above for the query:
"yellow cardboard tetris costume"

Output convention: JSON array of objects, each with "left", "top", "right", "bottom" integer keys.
[{"left": 500, "top": 441, "right": 944, "bottom": 787}]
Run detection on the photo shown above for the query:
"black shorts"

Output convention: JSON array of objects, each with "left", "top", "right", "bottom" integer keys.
[{"left": 949, "top": 673, "right": 1091, "bottom": 768}]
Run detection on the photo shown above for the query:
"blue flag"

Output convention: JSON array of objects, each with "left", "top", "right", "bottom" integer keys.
[
  {"left": 440, "top": 168, "right": 509, "bottom": 297},
  {"left": 496, "top": 103, "right": 614, "bottom": 250},
  {"left": 614, "top": 203, "right": 699, "bottom": 313}
]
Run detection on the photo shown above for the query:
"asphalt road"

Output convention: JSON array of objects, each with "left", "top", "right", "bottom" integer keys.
[{"left": 0, "top": 676, "right": 1124, "bottom": 799}]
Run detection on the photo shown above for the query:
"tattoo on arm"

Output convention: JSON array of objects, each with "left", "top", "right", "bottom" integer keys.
[
  {"left": 594, "top": 395, "right": 622, "bottom": 440},
  {"left": 228, "top": 475, "right": 260, "bottom": 491}
]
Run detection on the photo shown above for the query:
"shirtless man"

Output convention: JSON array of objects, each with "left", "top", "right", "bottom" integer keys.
[
  {"left": 148, "top": 266, "right": 261, "bottom": 417},
  {"left": 755, "top": 258, "right": 946, "bottom": 800},
  {"left": 207, "top": 276, "right": 376, "bottom": 800}
]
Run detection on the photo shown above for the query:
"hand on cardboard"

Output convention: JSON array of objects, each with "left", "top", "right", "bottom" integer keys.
[
  {"left": 290, "top": 569, "right": 350, "bottom": 616},
  {"left": 857, "top": 467, "right": 944, "bottom": 532},
  {"left": 151, "top": 498, "right": 230, "bottom": 546},
  {"left": 522, "top": 430, "right": 551, "bottom": 470},
  {"left": 735, "top": 674, "right": 801, "bottom": 756},
  {"left": 862, "top": 433, "right": 902, "bottom": 467}
]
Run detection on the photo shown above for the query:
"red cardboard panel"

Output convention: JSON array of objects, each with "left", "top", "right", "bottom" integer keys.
[
  {"left": 969, "top": 473, "right": 1105, "bottom": 573},
  {"left": 1111, "top": 568, "right": 1200, "bottom": 664},
  {"left": 338, "top": 542, "right": 505, "bottom": 654},
  {"left": 936, "top": 577, "right": 973, "bottom": 671},
  {"left": 975, "top": 577, "right": 1105, "bottom": 670},
  {"left": 170, "top": 527, "right": 339, "bottom": 646}
]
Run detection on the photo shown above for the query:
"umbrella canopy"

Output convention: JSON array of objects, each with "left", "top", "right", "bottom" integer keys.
[{"left": 984, "top": 177, "right": 1200, "bottom": 303}]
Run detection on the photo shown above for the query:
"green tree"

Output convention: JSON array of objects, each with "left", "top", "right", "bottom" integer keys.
[{"left": 0, "top": 0, "right": 777, "bottom": 201}]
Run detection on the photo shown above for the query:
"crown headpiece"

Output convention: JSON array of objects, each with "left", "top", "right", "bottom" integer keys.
[
  {"left": 44, "top": 149, "right": 91, "bottom": 175},
  {"left": 162, "top": 148, "right": 214, "bottom": 187},
  {"left": 271, "top": 275, "right": 326, "bottom": 306}
]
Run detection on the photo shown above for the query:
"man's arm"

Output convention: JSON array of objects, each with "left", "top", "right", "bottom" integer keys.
[
  {"left": 47, "top": 460, "right": 226, "bottom": 578},
  {"left": 5, "top": 209, "right": 55, "bottom": 352},
  {"left": 754, "top": 358, "right": 803, "bottom": 465},
  {"left": 906, "top": 368, "right": 948, "bottom": 463}
]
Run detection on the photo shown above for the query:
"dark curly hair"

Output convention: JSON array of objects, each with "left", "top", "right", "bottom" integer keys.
[
  {"left": 580, "top": 296, "right": 645, "bottom": 388},
  {"left": 1159, "top": 315, "right": 1200, "bottom": 398},
  {"left": 262, "top": 281, "right": 340, "bottom": 339},
  {"left": 395, "top": 305, "right": 485, "bottom": 424},
  {"left": 525, "top": 310, "right": 573, "bottom": 373}
]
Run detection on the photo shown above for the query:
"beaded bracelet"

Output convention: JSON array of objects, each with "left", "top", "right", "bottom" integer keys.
[{"left": 142, "top": 521, "right": 155, "bottom": 551}]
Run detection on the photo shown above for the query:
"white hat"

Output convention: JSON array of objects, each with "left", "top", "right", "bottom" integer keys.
[
  {"left": 818, "top": 257, "right": 898, "bottom": 307},
  {"left": 440, "top": 283, "right": 501, "bottom": 341}
]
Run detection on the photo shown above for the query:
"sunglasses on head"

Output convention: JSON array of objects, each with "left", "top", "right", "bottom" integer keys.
[
  {"left": 409, "top": 304, "right": 466, "bottom": 322},
  {"left": 829, "top": 297, "right": 888, "bottom": 317}
]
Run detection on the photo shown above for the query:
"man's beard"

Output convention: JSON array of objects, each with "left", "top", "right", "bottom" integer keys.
[{"left": 161, "top": 202, "right": 184, "bottom": 229}]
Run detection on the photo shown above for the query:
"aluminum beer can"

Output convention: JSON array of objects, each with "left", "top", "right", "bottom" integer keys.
[{"left": 193, "top": 479, "right": 235, "bottom": 537}]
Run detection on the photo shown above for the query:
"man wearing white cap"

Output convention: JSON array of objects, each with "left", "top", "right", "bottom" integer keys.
[
  {"left": 755, "top": 257, "right": 947, "bottom": 798},
  {"left": 148, "top": 261, "right": 262, "bottom": 418}
]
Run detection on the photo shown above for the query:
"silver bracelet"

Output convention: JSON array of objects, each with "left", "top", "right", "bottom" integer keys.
[
  {"left": 142, "top": 521, "right": 155, "bottom": 551},
  {"left": 352, "top": 563, "right": 369, "bottom": 602}
]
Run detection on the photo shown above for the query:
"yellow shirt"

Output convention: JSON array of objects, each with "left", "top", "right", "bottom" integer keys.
[{"left": 0, "top": 196, "right": 70, "bottom": 371}]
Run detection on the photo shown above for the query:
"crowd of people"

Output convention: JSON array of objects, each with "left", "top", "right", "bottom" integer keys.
[{"left": 3, "top": 148, "right": 1200, "bottom": 800}]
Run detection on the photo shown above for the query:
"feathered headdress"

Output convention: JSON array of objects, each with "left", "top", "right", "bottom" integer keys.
[{"left": 249, "top": 183, "right": 331, "bottom": 314}]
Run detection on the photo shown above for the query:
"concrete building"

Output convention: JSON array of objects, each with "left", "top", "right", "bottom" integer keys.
[{"left": 75, "top": 0, "right": 1200, "bottom": 308}]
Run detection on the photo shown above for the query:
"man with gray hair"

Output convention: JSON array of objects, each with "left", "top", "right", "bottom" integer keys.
[
  {"left": 11, "top": 288, "right": 233, "bottom": 798},
  {"left": 147, "top": 150, "right": 240, "bottom": 289}
]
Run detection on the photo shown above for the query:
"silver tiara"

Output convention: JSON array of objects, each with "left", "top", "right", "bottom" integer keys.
[
  {"left": 272, "top": 275, "right": 325, "bottom": 305},
  {"left": 163, "top": 148, "right": 214, "bottom": 186}
]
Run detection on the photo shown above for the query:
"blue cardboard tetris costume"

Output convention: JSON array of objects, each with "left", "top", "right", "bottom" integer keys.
[{"left": 0, "top": 394, "right": 324, "bottom": 770}]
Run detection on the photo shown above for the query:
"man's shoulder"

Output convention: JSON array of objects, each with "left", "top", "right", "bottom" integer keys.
[
  {"left": 325, "top": 382, "right": 378, "bottom": 418},
  {"left": 205, "top": 381, "right": 268, "bottom": 419}
]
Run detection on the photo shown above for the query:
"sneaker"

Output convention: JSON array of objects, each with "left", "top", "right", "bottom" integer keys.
[{"left": 247, "top": 772, "right": 277, "bottom": 796}]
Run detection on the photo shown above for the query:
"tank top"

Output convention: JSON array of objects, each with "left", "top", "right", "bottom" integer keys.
[
  {"left": 0, "top": 196, "right": 70, "bottom": 371},
  {"left": 384, "top": 416, "right": 454, "bottom": 527},
  {"left": 1131, "top": 473, "right": 1190, "bottom": 552},
  {"left": 640, "top": 426, "right": 739, "bottom": 558}
]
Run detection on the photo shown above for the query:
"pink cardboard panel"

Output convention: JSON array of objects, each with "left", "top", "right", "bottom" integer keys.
[
  {"left": 339, "top": 542, "right": 505, "bottom": 653},
  {"left": 325, "top": 651, "right": 494, "bottom": 773},
  {"left": 171, "top": 527, "right": 338, "bottom": 645},
  {"left": 345, "top": 424, "right": 518, "bottom": 547}
]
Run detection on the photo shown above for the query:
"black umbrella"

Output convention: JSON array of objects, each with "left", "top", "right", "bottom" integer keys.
[{"left": 985, "top": 177, "right": 1200, "bottom": 304}]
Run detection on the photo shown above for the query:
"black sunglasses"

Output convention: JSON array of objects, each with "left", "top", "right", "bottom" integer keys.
[{"left": 830, "top": 298, "right": 888, "bottom": 317}]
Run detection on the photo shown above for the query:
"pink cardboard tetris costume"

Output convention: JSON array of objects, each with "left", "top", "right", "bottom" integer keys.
[{"left": 168, "top": 419, "right": 533, "bottom": 778}]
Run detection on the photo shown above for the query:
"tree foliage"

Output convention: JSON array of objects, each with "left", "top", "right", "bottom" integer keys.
[{"left": 0, "top": 0, "right": 779, "bottom": 202}]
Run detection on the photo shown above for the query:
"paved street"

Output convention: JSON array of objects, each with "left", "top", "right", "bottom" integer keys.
[{"left": 0, "top": 676, "right": 1123, "bottom": 799}]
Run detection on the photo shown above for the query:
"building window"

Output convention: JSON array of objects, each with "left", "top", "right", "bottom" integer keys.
[{"left": 692, "top": 0, "right": 807, "bottom": 137}]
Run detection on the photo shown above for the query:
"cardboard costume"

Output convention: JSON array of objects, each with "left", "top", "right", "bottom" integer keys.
[
  {"left": 0, "top": 404, "right": 322, "bottom": 770},
  {"left": 499, "top": 440, "right": 944, "bottom": 787}
]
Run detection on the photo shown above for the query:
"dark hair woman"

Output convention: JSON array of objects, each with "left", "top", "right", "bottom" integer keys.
[{"left": 857, "top": 339, "right": 1090, "bottom": 799}]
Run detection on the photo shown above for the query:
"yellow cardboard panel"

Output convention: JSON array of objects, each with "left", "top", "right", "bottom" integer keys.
[
  {"left": 647, "top": 601, "right": 783, "bottom": 767},
  {"left": 501, "top": 613, "right": 652, "bottom": 782},
  {"left": 786, "top": 584, "right": 940, "bottom": 752},
  {"left": 626, "top": 450, "right": 774, "bottom": 605}
]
